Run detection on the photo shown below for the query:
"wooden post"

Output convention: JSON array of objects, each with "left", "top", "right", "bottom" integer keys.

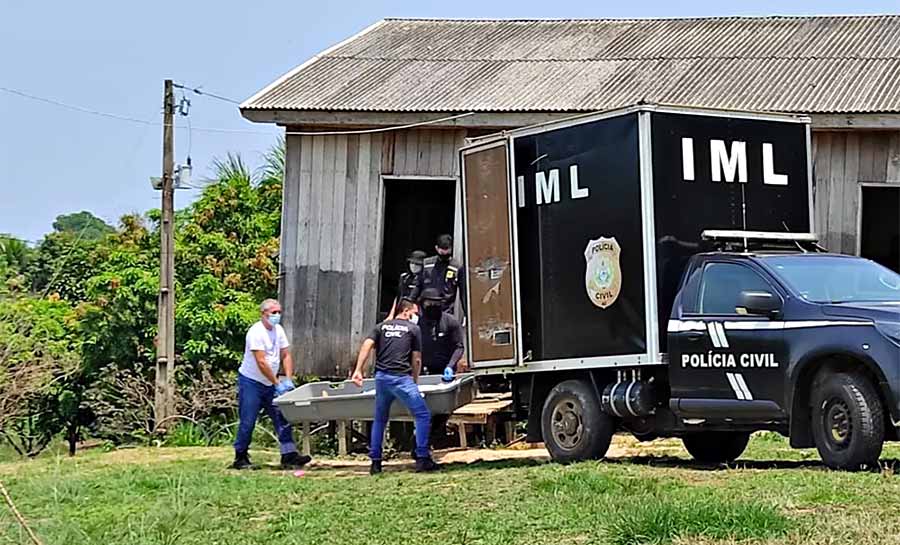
[
  {"left": 485, "top": 416, "right": 496, "bottom": 446},
  {"left": 301, "top": 422, "right": 311, "bottom": 456},
  {"left": 457, "top": 423, "right": 468, "bottom": 449},
  {"left": 155, "top": 79, "right": 176, "bottom": 426},
  {"left": 338, "top": 420, "right": 349, "bottom": 456}
]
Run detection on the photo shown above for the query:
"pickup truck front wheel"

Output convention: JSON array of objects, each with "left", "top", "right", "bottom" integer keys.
[
  {"left": 682, "top": 431, "right": 749, "bottom": 464},
  {"left": 811, "top": 372, "right": 884, "bottom": 470},
  {"left": 541, "top": 379, "right": 613, "bottom": 463}
]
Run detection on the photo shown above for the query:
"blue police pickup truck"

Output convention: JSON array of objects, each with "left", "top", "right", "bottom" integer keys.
[
  {"left": 459, "top": 104, "right": 900, "bottom": 470},
  {"left": 664, "top": 235, "right": 900, "bottom": 470}
]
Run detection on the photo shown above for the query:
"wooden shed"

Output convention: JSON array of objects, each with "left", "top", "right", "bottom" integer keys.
[{"left": 242, "top": 16, "right": 900, "bottom": 377}]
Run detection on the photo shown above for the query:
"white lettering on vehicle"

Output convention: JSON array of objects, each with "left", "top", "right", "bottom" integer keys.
[
  {"left": 680, "top": 138, "right": 789, "bottom": 186},
  {"left": 517, "top": 164, "right": 590, "bottom": 208},
  {"left": 681, "top": 352, "right": 779, "bottom": 368},
  {"left": 710, "top": 140, "right": 747, "bottom": 183},
  {"left": 740, "top": 353, "right": 780, "bottom": 368}
]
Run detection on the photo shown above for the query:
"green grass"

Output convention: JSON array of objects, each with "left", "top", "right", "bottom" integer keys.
[{"left": 2, "top": 435, "right": 900, "bottom": 545}]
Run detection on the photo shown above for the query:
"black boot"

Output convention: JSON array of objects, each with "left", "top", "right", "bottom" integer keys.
[
  {"left": 370, "top": 460, "right": 383, "bottom": 475},
  {"left": 415, "top": 457, "right": 441, "bottom": 473},
  {"left": 231, "top": 451, "right": 253, "bottom": 470},
  {"left": 281, "top": 452, "right": 312, "bottom": 469}
]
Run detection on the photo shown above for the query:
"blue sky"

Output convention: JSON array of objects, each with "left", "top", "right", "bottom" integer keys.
[{"left": 2, "top": 0, "right": 896, "bottom": 242}]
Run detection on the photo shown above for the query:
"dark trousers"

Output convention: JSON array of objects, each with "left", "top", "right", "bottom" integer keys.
[{"left": 234, "top": 374, "right": 297, "bottom": 455}]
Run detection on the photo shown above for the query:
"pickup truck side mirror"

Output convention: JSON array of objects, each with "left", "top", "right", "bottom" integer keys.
[{"left": 737, "top": 290, "right": 782, "bottom": 317}]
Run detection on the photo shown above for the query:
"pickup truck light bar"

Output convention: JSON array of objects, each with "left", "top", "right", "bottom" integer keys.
[
  {"left": 701, "top": 230, "right": 819, "bottom": 242},
  {"left": 701, "top": 230, "right": 823, "bottom": 253}
]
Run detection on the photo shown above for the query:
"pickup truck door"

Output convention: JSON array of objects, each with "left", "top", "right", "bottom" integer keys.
[{"left": 668, "top": 259, "right": 788, "bottom": 420}]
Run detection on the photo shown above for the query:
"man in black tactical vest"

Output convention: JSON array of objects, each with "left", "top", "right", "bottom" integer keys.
[{"left": 421, "top": 234, "right": 467, "bottom": 320}]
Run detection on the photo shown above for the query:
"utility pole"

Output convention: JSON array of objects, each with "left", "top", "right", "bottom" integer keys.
[{"left": 155, "top": 79, "right": 176, "bottom": 428}]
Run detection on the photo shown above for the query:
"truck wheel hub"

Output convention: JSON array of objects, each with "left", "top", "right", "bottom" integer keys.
[
  {"left": 825, "top": 400, "right": 852, "bottom": 447},
  {"left": 551, "top": 398, "right": 583, "bottom": 450}
]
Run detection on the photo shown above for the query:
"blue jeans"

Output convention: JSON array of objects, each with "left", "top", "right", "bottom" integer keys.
[
  {"left": 370, "top": 371, "right": 432, "bottom": 461},
  {"left": 234, "top": 373, "right": 297, "bottom": 455}
]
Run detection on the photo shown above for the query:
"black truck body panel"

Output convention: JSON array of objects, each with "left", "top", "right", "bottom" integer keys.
[{"left": 513, "top": 114, "right": 647, "bottom": 361}]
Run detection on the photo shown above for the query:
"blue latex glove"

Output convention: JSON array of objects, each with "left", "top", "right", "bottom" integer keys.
[
  {"left": 442, "top": 367, "right": 455, "bottom": 382},
  {"left": 275, "top": 378, "right": 296, "bottom": 396}
]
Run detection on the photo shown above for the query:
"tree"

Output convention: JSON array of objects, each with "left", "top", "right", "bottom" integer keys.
[
  {"left": 27, "top": 232, "right": 99, "bottom": 302},
  {"left": 172, "top": 149, "right": 281, "bottom": 373},
  {"left": 0, "top": 235, "right": 31, "bottom": 272},
  {"left": 52, "top": 211, "right": 114, "bottom": 241},
  {"left": 0, "top": 295, "right": 82, "bottom": 456},
  {"left": 0, "top": 235, "right": 32, "bottom": 295}
]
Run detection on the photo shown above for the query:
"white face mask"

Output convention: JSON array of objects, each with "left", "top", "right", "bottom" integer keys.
[
  {"left": 409, "top": 314, "right": 419, "bottom": 325},
  {"left": 409, "top": 263, "right": 423, "bottom": 274}
]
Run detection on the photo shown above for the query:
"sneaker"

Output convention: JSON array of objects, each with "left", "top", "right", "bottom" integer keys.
[
  {"left": 415, "top": 457, "right": 441, "bottom": 473},
  {"left": 280, "top": 452, "right": 312, "bottom": 469},
  {"left": 231, "top": 452, "right": 253, "bottom": 470},
  {"left": 370, "top": 460, "right": 383, "bottom": 475}
]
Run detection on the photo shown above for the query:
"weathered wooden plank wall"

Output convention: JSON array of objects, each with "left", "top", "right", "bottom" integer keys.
[
  {"left": 280, "top": 129, "right": 466, "bottom": 377},
  {"left": 812, "top": 130, "right": 900, "bottom": 254}
]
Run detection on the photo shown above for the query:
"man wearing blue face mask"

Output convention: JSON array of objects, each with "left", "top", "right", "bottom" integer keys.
[{"left": 232, "top": 298, "right": 311, "bottom": 470}]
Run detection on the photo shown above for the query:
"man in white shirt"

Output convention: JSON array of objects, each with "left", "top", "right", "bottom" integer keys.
[{"left": 232, "top": 298, "right": 311, "bottom": 470}]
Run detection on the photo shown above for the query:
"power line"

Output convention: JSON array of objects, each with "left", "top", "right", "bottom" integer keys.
[
  {"left": 0, "top": 86, "right": 274, "bottom": 135},
  {"left": 0, "top": 86, "right": 156, "bottom": 126},
  {"left": 173, "top": 83, "right": 241, "bottom": 105},
  {"left": 2, "top": 85, "right": 478, "bottom": 136}
]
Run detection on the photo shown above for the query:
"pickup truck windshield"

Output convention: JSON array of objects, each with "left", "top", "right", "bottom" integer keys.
[{"left": 763, "top": 256, "right": 900, "bottom": 304}]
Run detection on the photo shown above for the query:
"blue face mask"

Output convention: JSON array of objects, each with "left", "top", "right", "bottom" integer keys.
[{"left": 268, "top": 313, "right": 282, "bottom": 326}]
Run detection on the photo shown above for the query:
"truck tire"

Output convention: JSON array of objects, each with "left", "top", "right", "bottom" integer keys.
[
  {"left": 811, "top": 372, "right": 884, "bottom": 470},
  {"left": 682, "top": 432, "right": 749, "bottom": 464},
  {"left": 541, "top": 379, "right": 613, "bottom": 463}
]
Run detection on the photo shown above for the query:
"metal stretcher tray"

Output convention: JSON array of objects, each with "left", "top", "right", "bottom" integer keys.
[{"left": 275, "top": 374, "right": 476, "bottom": 422}]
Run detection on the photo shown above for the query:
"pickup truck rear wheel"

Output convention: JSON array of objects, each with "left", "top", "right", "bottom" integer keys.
[
  {"left": 541, "top": 379, "right": 613, "bottom": 463},
  {"left": 811, "top": 372, "right": 884, "bottom": 470},
  {"left": 682, "top": 431, "right": 749, "bottom": 464}
]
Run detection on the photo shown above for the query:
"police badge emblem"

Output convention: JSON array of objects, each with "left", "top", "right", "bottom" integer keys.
[{"left": 584, "top": 237, "right": 622, "bottom": 309}]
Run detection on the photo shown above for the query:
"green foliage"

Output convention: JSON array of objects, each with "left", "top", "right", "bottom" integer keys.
[
  {"left": 52, "top": 210, "right": 115, "bottom": 241},
  {"left": 0, "top": 295, "right": 82, "bottom": 456},
  {"left": 0, "top": 234, "right": 31, "bottom": 274},
  {"left": 27, "top": 232, "right": 99, "bottom": 302},
  {"left": 0, "top": 142, "right": 283, "bottom": 456}
]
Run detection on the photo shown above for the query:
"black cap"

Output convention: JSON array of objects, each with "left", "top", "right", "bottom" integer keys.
[
  {"left": 436, "top": 234, "right": 453, "bottom": 250},
  {"left": 420, "top": 288, "right": 443, "bottom": 302},
  {"left": 407, "top": 250, "right": 426, "bottom": 265}
]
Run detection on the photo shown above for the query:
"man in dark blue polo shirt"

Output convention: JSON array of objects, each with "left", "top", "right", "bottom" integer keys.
[{"left": 352, "top": 299, "right": 439, "bottom": 474}]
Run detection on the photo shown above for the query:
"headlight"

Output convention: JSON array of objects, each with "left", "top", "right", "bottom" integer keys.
[{"left": 875, "top": 322, "right": 900, "bottom": 346}]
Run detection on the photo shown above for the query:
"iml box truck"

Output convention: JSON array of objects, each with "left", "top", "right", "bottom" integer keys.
[{"left": 460, "top": 104, "right": 900, "bottom": 470}]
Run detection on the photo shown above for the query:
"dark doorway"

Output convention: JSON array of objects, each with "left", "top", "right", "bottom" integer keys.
[
  {"left": 378, "top": 178, "right": 456, "bottom": 319},
  {"left": 860, "top": 185, "right": 900, "bottom": 273}
]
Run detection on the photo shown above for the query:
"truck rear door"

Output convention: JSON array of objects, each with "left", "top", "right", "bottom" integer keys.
[{"left": 460, "top": 139, "right": 519, "bottom": 368}]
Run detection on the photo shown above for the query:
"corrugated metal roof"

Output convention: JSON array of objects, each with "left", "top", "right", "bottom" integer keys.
[{"left": 242, "top": 16, "right": 900, "bottom": 114}]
